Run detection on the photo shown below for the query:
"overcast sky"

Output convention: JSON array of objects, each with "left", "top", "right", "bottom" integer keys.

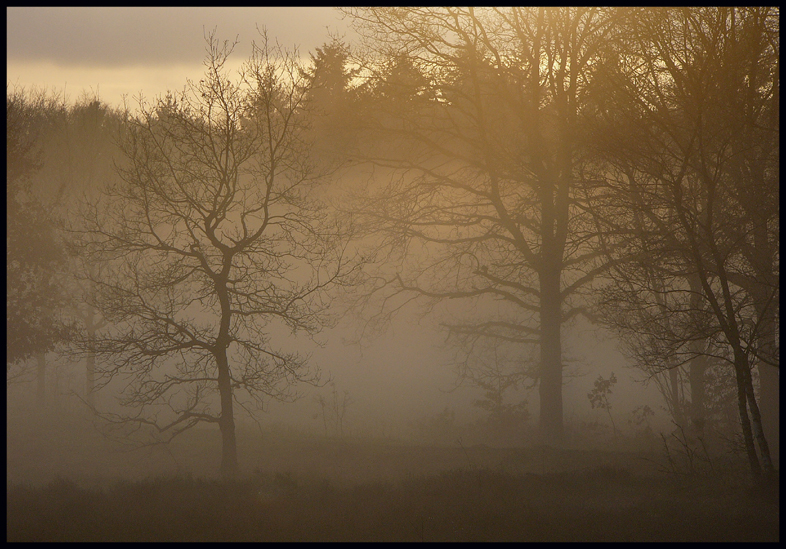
[{"left": 7, "top": 7, "right": 352, "bottom": 108}]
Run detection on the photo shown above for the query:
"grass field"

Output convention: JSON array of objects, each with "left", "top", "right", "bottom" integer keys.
[
  {"left": 6, "top": 411, "right": 780, "bottom": 542},
  {"left": 7, "top": 464, "right": 779, "bottom": 542}
]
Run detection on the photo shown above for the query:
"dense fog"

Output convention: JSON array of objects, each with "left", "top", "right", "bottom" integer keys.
[{"left": 6, "top": 7, "right": 779, "bottom": 543}]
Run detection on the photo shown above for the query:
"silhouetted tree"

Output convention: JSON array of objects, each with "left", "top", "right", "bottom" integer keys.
[
  {"left": 300, "top": 37, "right": 359, "bottom": 163},
  {"left": 585, "top": 7, "right": 778, "bottom": 478},
  {"left": 70, "top": 31, "right": 361, "bottom": 477},
  {"left": 342, "top": 7, "right": 626, "bottom": 444}
]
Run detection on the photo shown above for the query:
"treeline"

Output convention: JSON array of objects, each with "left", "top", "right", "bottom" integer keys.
[{"left": 6, "top": 8, "right": 778, "bottom": 481}]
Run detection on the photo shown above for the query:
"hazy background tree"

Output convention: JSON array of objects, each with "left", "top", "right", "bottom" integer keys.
[
  {"left": 6, "top": 86, "right": 73, "bottom": 402},
  {"left": 70, "top": 31, "right": 361, "bottom": 476},
  {"left": 299, "top": 37, "right": 360, "bottom": 164},
  {"left": 50, "top": 95, "right": 126, "bottom": 409},
  {"left": 7, "top": 88, "right": 126, "bottom": 411}
]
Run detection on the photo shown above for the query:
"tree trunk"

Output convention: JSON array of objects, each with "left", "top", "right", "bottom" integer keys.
[
  {"left": 52, "top": 362, "right": 61, "bottom": 409},
  {"left": 35, "top": 352, "right": 46, "bottom": 409},
  {"left": 688, "top": 353, "right": 706, "bottom": 437},
  {"left": 755, "top": 302, "right": 779, "bottom": 462},
  {"left": 84, "top": 279, "right": 103, "bottom": 410},
  {"left": 748, "top": 165, "right": 779, "bottom": 466},
  {"left": 85, "top": 306, "right": 97, "bottom": 409},
  {"left": 85, "top": 351, "right": 96, "bottom": 409},
  {"left": 758, "top": 361, "right": 779, "bottom": 461},
  {"left": 687, "top": 275, "right": 706, "bottom": 437},
  {"left": 668, "top": 366, "right": 684, "bottom": 430},
  {"left": 215, "top": 270, "right": 238, "bottom": 478},
  {"left": 739, "top": 351, "right": 775, "bottom": 476},
  {"left": 538, "top": 267, "right": 563, "bottom": 445},
  {"left": 216, "top": 350, "right": 239, "bottom": 478},
  {"left": 733, "top": 352, "right": 762, "bottom": 478}
]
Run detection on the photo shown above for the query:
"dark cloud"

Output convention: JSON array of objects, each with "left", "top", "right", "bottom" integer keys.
[{"left": 7, "top": 7, "right": 350, "bottom": 68}]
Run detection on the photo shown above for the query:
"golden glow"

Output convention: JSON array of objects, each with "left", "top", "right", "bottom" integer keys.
[{"left": 6, "top": 59, "right": 249, "bottom": 108}]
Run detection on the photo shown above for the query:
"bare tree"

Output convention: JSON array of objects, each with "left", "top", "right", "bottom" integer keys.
[
  {"left": 585, "top": 7, "right": 778, "bottom": 479},
  {"left": 70, "top": 31, "right": 361, "bottom": 477},
  {"left": 341, "top": 7, "right": 626, "bottom": 444}
]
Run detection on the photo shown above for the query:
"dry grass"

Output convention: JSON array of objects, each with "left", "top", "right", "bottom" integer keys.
[
  {"left": 7, "top": 465, "right": 779, "bottom": 542},
  {"left": 6, "top": 414, "right": 779, "bottom": 542}
]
